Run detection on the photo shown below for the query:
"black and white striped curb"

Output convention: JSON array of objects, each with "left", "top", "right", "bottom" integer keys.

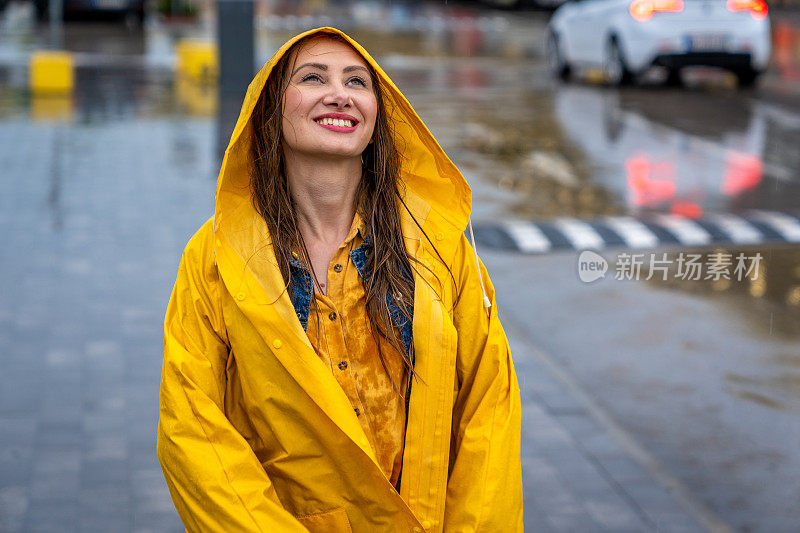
[{"left": 472, "top": 210, "right": 800, "bottom": 254}]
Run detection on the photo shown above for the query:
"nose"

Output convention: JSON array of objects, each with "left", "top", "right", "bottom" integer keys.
[{"left": 322, "top": 81, "right": 351, "bottom": 108}]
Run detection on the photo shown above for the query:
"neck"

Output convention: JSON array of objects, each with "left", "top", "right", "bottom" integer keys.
[{"left": 284, "top": 150, "right": 362, "bottom": 245}]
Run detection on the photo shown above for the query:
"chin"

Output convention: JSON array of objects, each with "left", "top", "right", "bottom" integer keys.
[{"left": 310, "top": 144, "right": 366, "bottom": 159}]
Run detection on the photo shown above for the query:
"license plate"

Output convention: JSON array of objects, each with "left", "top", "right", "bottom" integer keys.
[{"left": 684, "top": 34, "right": 729, "bottom": 52}]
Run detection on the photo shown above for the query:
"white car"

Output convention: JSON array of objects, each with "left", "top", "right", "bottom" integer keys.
[{"left": 546, "top": 0, "right": 771, "bottom": 87}]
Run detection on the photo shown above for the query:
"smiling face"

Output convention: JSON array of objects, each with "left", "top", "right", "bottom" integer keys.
[{"left": 281, "top": 36, "right": 378, "bottom": 162}]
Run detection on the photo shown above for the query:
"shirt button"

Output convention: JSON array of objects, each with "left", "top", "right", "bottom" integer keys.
[
  {"left": 338, "top": 361, "right": 348, "bottom": 370},
  {"left": 328, "top": 312, "right": 337, "bottom": 321},
  {"left": 333, "top": 263, "right": 343, "bottom": 272},
  {"left": 354, "top": 407, "right": 360, "bottom": 416},
  {"left": 272, "top": 339, "right": 282, "bottom": 349},
  {"left": 422, "top": 520, "right": 431, "bottom": 529},
  {"left": 412, "top": 528, "right": 422, "bottom": 533},
  {"left": 436, "top": 232, "right": 444, "bottom": 241},
  {"left": 236, "top": 292, "right": 246, "bottom": 301}
]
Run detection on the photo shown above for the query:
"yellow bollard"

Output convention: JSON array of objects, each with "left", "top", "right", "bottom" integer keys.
[
  {"left": 29, "top": 51, "right": 74, "bottom": 95},
  {"left": 176, "top": 39, "right": 219, "bottom": 83}
]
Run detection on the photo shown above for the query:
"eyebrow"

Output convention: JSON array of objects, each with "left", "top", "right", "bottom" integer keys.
[{"left": 292, "top": 62, "right": 370, "bottom": 76}]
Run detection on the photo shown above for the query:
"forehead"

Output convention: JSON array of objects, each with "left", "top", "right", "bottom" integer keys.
[{"left": 291, "top": 37, "right": 368, "bottom": 67}]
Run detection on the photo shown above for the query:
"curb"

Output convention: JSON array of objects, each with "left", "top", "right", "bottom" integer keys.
[{"left": 473, "top": 210, "right": 800, "bottom": 254}]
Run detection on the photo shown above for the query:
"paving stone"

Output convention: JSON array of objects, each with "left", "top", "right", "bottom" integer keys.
[
  {"left": 0, "top": 449, "right": 33, "bottom": 489},
  {"left": 81, "top": 458, "right": 129, "bottom": 489},
  {"left": 538, "top": 389, "right": 587, "bottom": 415},
  {"left": 649, "top": 512, "right": 705, "bottom": 533},
  {"left": 35, "top": 422, "right": 84, "bottom": 451},
  {"left": 0, "top": 486, "right": 28, "bottom": 533},
  {"left": 24, "top": 499, "right": 79, "bottom": 533},
  {"left": 524, "top": 458, "right": 602, "bottom": 531},
  {"left": 132, "top": 510, "right": 185, "bottom": 533},
  {"left": 581, "top": 431, "right": 628, "bottom": 457},
  {"left": 623, "top": 481, "right": 686, "bottom": 514},
  {"left": 594, "top": 453, "right": 655, "bottom": 484},
  {"left": 583, "top": 496, "right": 649, "bottom": 532},
  {"left": 554, "top": 412, "right": 605, "bottom": 440}
]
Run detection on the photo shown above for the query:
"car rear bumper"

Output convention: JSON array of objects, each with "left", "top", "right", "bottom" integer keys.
[
  {"left": 652, "top": 52, "right": 755, "bottom": 70},
  {"left": 619, "top": 16, "right": 771, "bottom": 72}
]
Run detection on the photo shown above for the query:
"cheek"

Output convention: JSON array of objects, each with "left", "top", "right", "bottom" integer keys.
[
  {"left": 282, "top": 88, "right": 305, "bottom": 119},
  {"left": 362, "top": 98, "right": 378, "bottom": 133}
]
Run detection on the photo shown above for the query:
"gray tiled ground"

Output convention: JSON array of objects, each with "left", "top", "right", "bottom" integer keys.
[
  {"left": 510, "top": 341, "right": 707, "bottom": 533},
  {"left": 0, "top": 115, "right": 708, "bottom": 532},
  {"left": 0, "top": 117, "right": 204, "bottom": 532}
]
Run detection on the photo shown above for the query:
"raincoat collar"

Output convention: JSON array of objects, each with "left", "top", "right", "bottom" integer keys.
[{"left": 211, "top": 26, "right": 471, "bottom": 502}]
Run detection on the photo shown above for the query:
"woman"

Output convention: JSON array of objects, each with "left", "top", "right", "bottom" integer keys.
[{"left": 157, "top": 27, "right": 522, "bottom": 532}]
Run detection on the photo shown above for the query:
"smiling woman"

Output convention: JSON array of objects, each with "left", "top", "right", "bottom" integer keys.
[{"left": 156, "top": 27, "right": 523, "bottom": 533}]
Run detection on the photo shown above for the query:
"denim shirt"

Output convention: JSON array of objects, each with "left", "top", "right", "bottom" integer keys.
[{"left": 287, "top": 234, "right": 414, "bottom": 356}]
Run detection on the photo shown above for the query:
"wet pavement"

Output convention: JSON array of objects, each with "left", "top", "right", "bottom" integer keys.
[{"left": 1, "top": 0, "right": 800, "bottom": 531}]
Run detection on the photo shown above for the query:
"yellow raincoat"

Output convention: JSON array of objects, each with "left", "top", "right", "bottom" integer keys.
[{"left": 157, "top": 27, "right": 523, "bottom": 533}]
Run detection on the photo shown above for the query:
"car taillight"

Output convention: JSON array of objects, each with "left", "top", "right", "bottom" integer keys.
[
  {"left": 726, "top": 0, "right": 768, "bottom": 20},
  {"left": 629, "top": 0, "right": 684, "bottom": 21}
]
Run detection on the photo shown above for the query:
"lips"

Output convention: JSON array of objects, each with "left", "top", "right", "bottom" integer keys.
[{"left": 313, "top": 113, "right": 359, "bottom": 129}]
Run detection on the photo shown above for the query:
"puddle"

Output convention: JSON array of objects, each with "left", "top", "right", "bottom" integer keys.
[{"left": 635, "top": 246, "right": 800, "bottom": 338}]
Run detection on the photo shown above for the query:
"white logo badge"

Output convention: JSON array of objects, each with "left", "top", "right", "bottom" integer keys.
[{"left": 578, "top": 250, "right": 607, "bottom": 283}]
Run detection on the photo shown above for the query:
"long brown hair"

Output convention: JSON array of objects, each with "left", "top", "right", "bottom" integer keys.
[{"left": 249, "top": 33, "right": 420, "bottom": 398}]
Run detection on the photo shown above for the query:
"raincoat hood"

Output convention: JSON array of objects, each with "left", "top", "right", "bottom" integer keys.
[{"left": 214, "top": 27, "right": 472, "bottom": 271}]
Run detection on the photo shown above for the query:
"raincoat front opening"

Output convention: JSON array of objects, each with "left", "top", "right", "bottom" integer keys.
[{"left": 157, "top": 26, "right": 523, "bottom": 533}]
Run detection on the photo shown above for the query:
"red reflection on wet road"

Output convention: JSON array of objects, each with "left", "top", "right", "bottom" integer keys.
[
  {"left": 626, "top": 154, "right": 677, "bottom": 207},
  {"left": 626, "top": 149, "right": 763, "bottom": 216},
  {"left": 722, "top": 150, "right": 763, "bottom": 196},
  {"left": 773, "top": 20, "right": 800, "bottom": 82}
]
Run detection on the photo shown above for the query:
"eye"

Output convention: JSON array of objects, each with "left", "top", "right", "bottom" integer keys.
[
  {"left": 347, "top": 76, "right": 368, "bottom": 87},
  {"left": 300, "top": 73, "right": 323, "bottom": 83}
]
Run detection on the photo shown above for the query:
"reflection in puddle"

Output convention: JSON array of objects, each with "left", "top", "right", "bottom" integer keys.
[
  {"left": 174, "top": 73, "right": 217, "bottom": 117},
  {"left": 452, "top": 91, "right": 605, "bottom": 218},
  {"left": 30, "top": 94, "right": 74, "bottom": 123},
  {"left": 459, "top": 80, "right": 800, "bottom": 220},
  {"left": 450, "top": 83, "right": 800, "bottom": 221},
  {"left": 0, "top": 66, "right": 216, "bottom": 122},
  {"left": 554, "top": 85, "right": 800, "bottom": 217},
  {"left": 639, "top": 246, "right": 800, "bottom": 338}
]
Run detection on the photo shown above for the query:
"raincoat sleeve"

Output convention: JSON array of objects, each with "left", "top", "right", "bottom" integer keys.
[
  {"left": 444, "top": 234, "right": 523, "bottom": 532},
  {"left": 156, "top": 228, "right": 308, "bottom": 533}
]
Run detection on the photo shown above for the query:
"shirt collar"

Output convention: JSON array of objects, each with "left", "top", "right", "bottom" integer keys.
[
  {"left": 289, "top": 211, "right": 368, "bottom": 270},
  {"left": 344, "top": 210, "right": 368, "bottom": 247}
]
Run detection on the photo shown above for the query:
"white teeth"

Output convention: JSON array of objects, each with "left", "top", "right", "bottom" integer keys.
[{"left": 316, "top": 117, "right": 354, "bottom": 127}]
